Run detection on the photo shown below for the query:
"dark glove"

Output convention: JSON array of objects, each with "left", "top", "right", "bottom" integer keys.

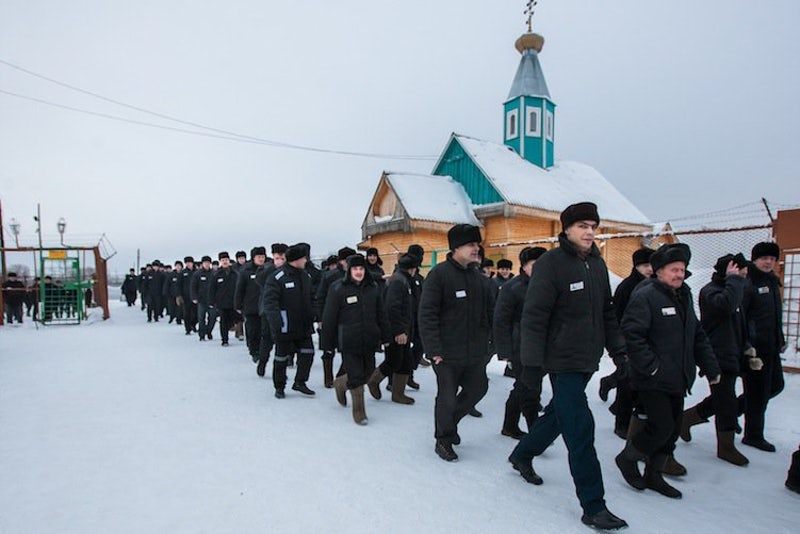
[{"left": 520, "top": 366, "right": 543, "bottom": 391}]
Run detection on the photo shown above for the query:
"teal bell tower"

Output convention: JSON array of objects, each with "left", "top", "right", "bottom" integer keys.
[{"left": 503, "top": 27, "right": 555, "bottom": 169}]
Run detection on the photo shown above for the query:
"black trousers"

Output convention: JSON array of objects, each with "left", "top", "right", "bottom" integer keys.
[
  {"left": 411, "top": 329, "right": 425, "bottom": 369},
  {"left": 244, "top": 314, "right": 261, "bottom": 356},
  {"left": 379, "top": 342, "right": 414, "bottom": 376},
  {"left": 432, "top": 361, "right": 488, "bottom": 443},
  {"left": 259, "top": 316, "right": 273, "bottom": 362},
  {"left": 696, "top": 372, "right": 739, "bottom": 431},
  {"left": 507, "top": 362, "right": 543, "bottom": 430},
  {"left": 183, "top": 300, "right": 197, "bottom": 334},
  {"left": 342, "top": 352, "right": 376, "bottom": 389},
  {"left": 218, "top": 308, "right": 236, "bottom": 342},
  {"left": 610, "top": 378, "right": 635, "bottom": 432},
  {"left": 273, "top": 337, "right": 314, "bottom": 389},
  {"left": 740, "top": 352, "right": 784, "bottom": 440},
  {"left": 147, "top": 295, "right": 162, "bottom": 321},
  {"left": 632, "top": 390, "right": 683, "bottom": 458}
]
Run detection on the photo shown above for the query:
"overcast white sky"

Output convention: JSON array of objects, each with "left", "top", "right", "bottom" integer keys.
[{"left": 1, "top": 0, "right": 798, "bottom": 273}]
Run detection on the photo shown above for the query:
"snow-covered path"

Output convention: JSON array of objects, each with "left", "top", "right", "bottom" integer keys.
[{"left": 1, "top": 300, "right": 798, "bottom": 533}]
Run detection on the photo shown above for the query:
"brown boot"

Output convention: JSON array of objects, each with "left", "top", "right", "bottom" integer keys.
[
  {"left": 333, "top": 374, "right": 348, "bottom": 407},
  {"left": 367, "top": 368, "right": 385, "bottom": 400},
  {"left": 323, "top": 358, "right": 334, "bottom": 389},
  {"left": 680, "top": 405, "right": 707, "bottom": 442},
  {"left": 391, "top": 374, "right": 415, "bottom": 405},
  {"left": 662, "top": 455, "right": 688, "bottom": 477},
  {"left": 717, "top": 430, "right": 749, "bottom": 466},
  {"left": 351, "top": 385, "right": 368, "bottom": 425}
]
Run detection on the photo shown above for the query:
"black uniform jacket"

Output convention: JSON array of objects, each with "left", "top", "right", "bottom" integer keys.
[
  {"left": 699, "top": 273, "right": 750, "bottom": 374},
  {"left": 745, "top": 267, "right": 785, "bottom": 357},
  {"left": 320, "top": 271, "right": 389, "bottom": 353},
  {"left": 520, "top": 234, "right": 625, "bottom": 373},
  {"left": 234, "top": 261, "right": 263, "bottom": 315},
  {"left": 493, "top": 271, "right": 529, "bottom": 365},
  {"left": 384, "top": 268, "right": 416, "bottom": 339},
  {"left": 208, "top": 266, "right": 237, "bottom": 309},
  {"left": 262, "top": 264, "right": 314, "bottom": 341},
  {"left": 418, "top": 254, "right": 493, "bottom": 366},
  {"left": 623, "top": 278, "right": 720, "bottom": 395}
]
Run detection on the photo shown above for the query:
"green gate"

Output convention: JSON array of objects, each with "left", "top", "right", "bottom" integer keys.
[{"left": 40, "top": 250, "right": 87, "bottom": 325}]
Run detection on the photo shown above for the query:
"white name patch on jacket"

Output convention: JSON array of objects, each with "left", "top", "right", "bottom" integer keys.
[
  {"left": 661, "top": 307, "right": 677, "bottom": 316},
  {"left": 455, "top": 290, "right": 467, "bottom": 298},
  {"left": 250, "top": 274, "right": 256, "bottom": 279},
  {"left": 570, "top": 281, "right": 584, "bottom": 292},
  {"left": 346, "top": 296, "right": 358, "bottom": 304},
  {"left": 285, "top": 282, "right": 295, "bottom": 289},
  {"left": 758, "top": 286, "right": 770, "bottom": 294},
  {"left": 217, "top": 278, "right": 224, "bottom": 283}
]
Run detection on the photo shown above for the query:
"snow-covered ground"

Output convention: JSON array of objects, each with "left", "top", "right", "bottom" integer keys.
[{"left": 1, "top": 297, "right": 798, "bottom": 533}]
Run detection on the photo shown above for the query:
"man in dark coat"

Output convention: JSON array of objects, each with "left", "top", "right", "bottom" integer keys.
[
  {"left": 181, "top": 256, "right": 197, "bottom": 335},
  {"left": 407, "top": 244, "right": 429, "bottom": 372},
  {"left": 121, "top": 269, "right": 138, "bottom": 306},
  {"left": 493, "top": 246, "right": 547, "bottom": 439},
  {"left": 315, "top": 246, "right": 355, "bottom": 388},
  {"left": 599, "top": 247, "right": 654, "bottom": 439},
  {"left": 680, "top": 253, "right": 751, "bottom": 466},
  {"left": 740, "top": 241, "right": 786, "bottom": 452},
  {"left": 494, "top": 258, "right": 514, "bottom": 289},
  {"left": 235, "top": 247, "right": 268, "bottom": 361},
  {"left": 367, "top": 253, "right": 419, "bottom": 405},
  {"left": 146, "top": 261, "right": 165, "bottom": 322},
  {"left": 419, "top": 224, "right": 493, "bottom": 463},
  {"left": 322, "top": 254, "right": 390, "bottom": 424},
  {"left": 617, "top": 243, "right": 721, "bottom": 500},
  {"left": 208, "top": 252, "right": 238, "bottom": 346},
  {"left": 191, "top": 256, "right": 216, "bottom": 340},
  {"left": 261, "top": 243, "right": 316, "bottom": 398},
  {"left": 165, "top": 261, "right": 184, "bottom": 324},
  {"left": 508, "top": 202, "right": 628, "bottom": 531},
  {"left": 365, "top": 247, "right": 386, "bottom": 291},
  {"left": 137, "top": 266, "right": 149, "bottom": 310},
  {"left": 2, "top": 272, "right": 26, "bottom": 324}
]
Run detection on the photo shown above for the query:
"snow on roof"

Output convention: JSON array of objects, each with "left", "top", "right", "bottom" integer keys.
[
  {"left": 454, "top": 135, "right": 650, "bottom": 225},
  {"left": 385, "top": 172, "right": 479, "bottom": 225}
]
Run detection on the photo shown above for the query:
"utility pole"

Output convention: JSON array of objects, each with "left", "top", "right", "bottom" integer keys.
[{"left": 0, "top": 198, "right": 7, "bottom": 279}]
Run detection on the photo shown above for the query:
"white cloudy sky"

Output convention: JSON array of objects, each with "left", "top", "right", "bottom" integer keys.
[{"left": 1, "top": 0, "right": 798, "bottom": 273}]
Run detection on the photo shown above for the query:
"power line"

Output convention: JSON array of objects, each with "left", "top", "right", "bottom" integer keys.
[{"left": 0, "top": 58, "right": 437, "bottom": 161}]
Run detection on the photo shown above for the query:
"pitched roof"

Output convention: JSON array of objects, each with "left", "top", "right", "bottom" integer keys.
[
  {"left": 507, "top": 49, "right": 551, "bottom": 101},
  {"left": 385, "top": 172, "right": 479, "bottom": 225},
  {"left": 452, "top": 135, "right": 650, "bottom": 225}
]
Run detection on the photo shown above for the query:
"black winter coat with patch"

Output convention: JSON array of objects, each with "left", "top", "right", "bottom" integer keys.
[
  {"left": 166, "top": 272, "right": 182, "bottom": 298},
  {"left": 745, "top": 267, "right": 785, "bottom": 357},
  {"left": 699, "top": 273, "right": 750, "bottom": 374},
  {"left": 190, "top": 268, "right": 213, "bottom": 304},
  {"left": 180, "top": 267, "right": 195, "bottom": 301},
  {"left": 520, "top": 234, "right": 625, "bottom": 373},
  {"left": 234, "top": 261, "right": 263, "bottom": 315},
  {"left": 261, "top": 264, "right": 314, "bottom": 341},
  {"left": 418, "top": 255, "right": 493, "bottom": 365},
  {"left": 384, "top": 268, "right": 416, "bottom": 339},
  {"left": 613, "top": 268, "right": 647, "bottom": 322},
  {"left": 493, "top": 271, "right": 529, "bottom": 365},
  {"left": 315, "top": 267, "right": 344, "bottom": 321},
  {"left": 208, "top": 266, "right": 237, "bottom": 309},
  {"left": 320, "top": 273, "right": 389, "bottom": 353},
  {"left": 622, "top": 278, "right": 720, "bottom": 395}
]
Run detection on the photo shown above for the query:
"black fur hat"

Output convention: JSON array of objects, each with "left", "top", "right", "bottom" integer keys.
[
  {"left": 519, "top": 246, "right": 547, "bottom": 264},
  {"left": 497, "top": 259, "right": 513, "bottom": 270},
  {"left": 235, "top": 250, "right": 247, "bottom": 259},
  {"left": 251, "top": 246, "right": 267, "bottom": 258},
  {"left": 751, "top": 242, "right": 780, "bottom": 261},
  {"left": 407, "top": 244, "right": 424, "bottom": 261},
  {"left": 271, "top": 243, "right": 288, "bottom": 255},
  {"left": 650, "top": 243, "right": 691, "bottom": 272},
  {"left": 448, "top": 224, "right": 482, "bottom": 250},
  {"left": 397, "top": 253, "right": 418, "bottom": 270},
  {"left": 560, "top": 202, "right": 600, "bottom": 230},
  {"left": 218, "top": 251, "right": 230, "bottom": 260},
  {"left": 714, "top": 253, "right": 748, "bottom": 276},
  {"left": 338, "top": 246, "right": 357, "bottom": 261},
  {"left": 346, "top": 254, "right": 367, "bottom": 269},
  {"left": 286, "top": 244, "right": 308, "bottom": 263},
  {"left": 632, "top": 247, "right": 655, "bottom": 267}
]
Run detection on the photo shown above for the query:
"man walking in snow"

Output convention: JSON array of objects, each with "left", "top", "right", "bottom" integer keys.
[{"left": 507, "top": 202, "right": 628, "bottom": 531}]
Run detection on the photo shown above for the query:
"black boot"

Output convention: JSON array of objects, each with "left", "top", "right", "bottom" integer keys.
[
  {"left": 742, "top": 436, "right": 777, "bottom": 452},
  {"left": 680, "top": 405, "right": 708, "bottom": 442},
  {"left": 292, "top": 382, "right": 316, "bottom": 396},
  {"left": 644, "top": 455, "right": 682, "bottom": 499},
  {"left": 256, "top": 357, "right": 268, "bottom": 377},
  {"left": 435, "top": 440, "right": 458, "bottom": 462},
  {"left": 322, "top": 358, "right": 334, "bottom": 389},
  {"left": 581, "top": 509, "right": 628, "bottom": 531},
  {"left": 786, "top": 446, "right": 800, "bottom": 494},
  {"left": 599, "top": 373, "right": 616, "bottom": 402},
  {"left": 508, "top": 453, "right": 543, "bottom": 485},
  {"left": 501, "top": 397, "right": 526, "bottom": 440},
  {"left": 615, "top": 441, "right": 646, "bottom": 490}
]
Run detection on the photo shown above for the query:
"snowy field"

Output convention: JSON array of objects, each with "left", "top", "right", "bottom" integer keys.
[{"left": 1, "top": 296, "right": 799, "bottom": 533}]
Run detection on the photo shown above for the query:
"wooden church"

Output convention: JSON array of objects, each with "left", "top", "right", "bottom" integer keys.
[{"left": 358, "top": 30, "right": 652, "bottom": 277}]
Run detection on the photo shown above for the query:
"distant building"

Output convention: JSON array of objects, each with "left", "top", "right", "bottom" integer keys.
[{"left": 359, "top": 29, "right": 651, "bottom": 276}]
